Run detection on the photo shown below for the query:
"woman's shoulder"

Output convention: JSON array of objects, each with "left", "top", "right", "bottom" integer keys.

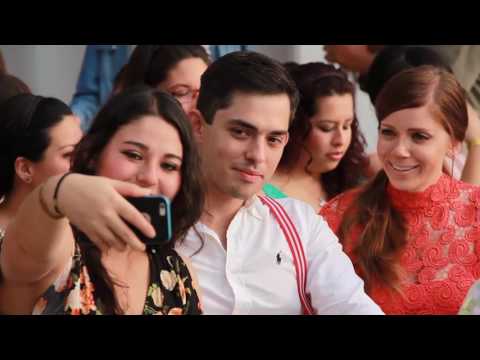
[
  {"left": 320, "top": 187, "right": 362, "bottom": 216},
  {"left": 450, "top": 177, "right": 480, "bottom": 205},
  {"left": 319, "top": 187, "right": 363, "bottom": 233},
  {"left": 32, "top": 247, "right": 91, "bottom": 315}
]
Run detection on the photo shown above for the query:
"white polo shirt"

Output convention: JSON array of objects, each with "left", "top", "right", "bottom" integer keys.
[{"left": 176, "top": 196, "right": 383, "bottom": 315}]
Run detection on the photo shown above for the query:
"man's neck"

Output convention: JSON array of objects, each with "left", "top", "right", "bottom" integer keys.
[{"left": 201, "top": 186, "right": 249, "bottom": 249}]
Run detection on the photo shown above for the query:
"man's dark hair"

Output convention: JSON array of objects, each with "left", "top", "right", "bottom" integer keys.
[{"left": 197, "top": 51, "right": 299, "bottom": 125}]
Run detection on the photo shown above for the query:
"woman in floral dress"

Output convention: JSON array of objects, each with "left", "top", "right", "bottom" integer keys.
[{"left": 0, "top": 87, "right": 203, "bottom": 315}]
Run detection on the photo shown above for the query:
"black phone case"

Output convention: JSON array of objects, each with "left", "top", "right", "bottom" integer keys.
[{"left": 125, "top": 196, "right": 172, "bottom": 247}]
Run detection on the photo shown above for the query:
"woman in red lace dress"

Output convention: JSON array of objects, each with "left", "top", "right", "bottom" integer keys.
[{"left": 320, "top": 66, "right": 480, "bottom": 314}]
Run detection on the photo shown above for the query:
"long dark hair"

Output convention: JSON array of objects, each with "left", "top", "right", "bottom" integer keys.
[
  {"left": 338, "top": 66, "right": 468, "bottom": 292},
  {"left": 0, "top": 74, "right": 31, "bottom": 106},
  {"left": 71, "top": 86, "right": 204, "bottom": 314},
  {"left": 0, "top": 94, "right": 72, "bottom": 199},
  {"left": 364, "top": 46, "right": 453, "bottom": 104},
  {"left": 120, "top": 45, "right": 210, "bottom": 91},
  {"left": 279, "top": 62, "right": 368, "bottom": 199}
]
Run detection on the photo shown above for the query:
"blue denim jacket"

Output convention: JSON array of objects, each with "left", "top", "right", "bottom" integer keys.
[
  {"left": 209, "top": 45, "right": 253, "bottom": 60},
  {"left": 70, "top": 45, "right": 130, "bottom": 131},
  {"left": 71, "top": 45, "right": 253, "bottom": 131}
]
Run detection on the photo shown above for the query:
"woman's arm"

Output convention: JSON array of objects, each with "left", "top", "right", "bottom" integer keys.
[
  {"left": 1, "top": 174, "right": 155, "bottom": 287},
  {"left": 1, "top": 175, "right": 75, "bottom": 285}
]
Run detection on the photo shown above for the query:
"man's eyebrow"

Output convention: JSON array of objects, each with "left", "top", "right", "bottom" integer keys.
[
  {"left": 269, "top": 130, "right": 289, "bottom": 136},
  {"left": 57, "top": 144, "right": 76, "bottom": 150},
  {"left": 227, "top": 119, "right": 259, "bottom": 132},
  {"left": 227, "top": 119, "right": 288, "bottom": 136}
]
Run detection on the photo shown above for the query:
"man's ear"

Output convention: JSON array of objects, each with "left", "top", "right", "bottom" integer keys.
[
  {"left": 187, "top": 109, "right": 207, "bottom": 143},
  {"left": 284, "top": 132, "right": 290, "bottom": 146},
  {"left": 14, "top": 157, "right": 35, "bottom": 185}
]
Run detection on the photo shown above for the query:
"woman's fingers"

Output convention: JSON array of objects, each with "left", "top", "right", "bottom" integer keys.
[
  {"left": 58, "top": 175, "right": 155, "bottom": 253},
  {"left": 106, "top": 212, "right": 145, "bottom": 252},
  {"left": 90, "top": 219, "right": 127, "bottom": 252},
  {"left": 118, "top": 200, "right": 155, "bottom": 245},
  {"left": 111, "top": 179, "right": 152, "bottom": 198}
]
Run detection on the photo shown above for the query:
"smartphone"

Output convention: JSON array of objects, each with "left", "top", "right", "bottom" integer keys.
[{"left": 125, "top": 195, "right": 173, "bottom": 247}]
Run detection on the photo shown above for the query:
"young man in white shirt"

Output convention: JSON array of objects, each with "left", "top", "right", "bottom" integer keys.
[{"left": 176, "top": 51, "right": 383, "bottom": 315}]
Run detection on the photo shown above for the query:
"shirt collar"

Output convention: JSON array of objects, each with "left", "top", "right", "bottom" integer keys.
[{"left": 243, "top": 195, "right": 269, "bottom": 221}]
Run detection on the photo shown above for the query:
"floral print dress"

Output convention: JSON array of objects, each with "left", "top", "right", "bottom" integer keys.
[{"left": 32, "top": 244, "right": 202, "bottom": 315}]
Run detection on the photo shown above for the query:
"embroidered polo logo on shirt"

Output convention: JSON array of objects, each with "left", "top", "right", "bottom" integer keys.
[{"left": 276, "top": 252, "right": 282, "bottom": 265}]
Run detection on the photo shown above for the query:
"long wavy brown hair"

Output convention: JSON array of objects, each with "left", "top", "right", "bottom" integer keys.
[
  {"left": 71, "top": 86, "right": 204, "bottom": 313},
  {"left": 279, "top": 62, "right": 369, "bottom": 199},
  {"left": 338, "top": 66, "right": 468, "bottom": 292}
]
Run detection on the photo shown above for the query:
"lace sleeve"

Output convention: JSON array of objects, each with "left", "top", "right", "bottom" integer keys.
[{"left": 319, "top": 191, "right": 358, "bottom": 234}]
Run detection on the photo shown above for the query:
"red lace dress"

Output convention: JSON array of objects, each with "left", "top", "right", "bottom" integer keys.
[{"left": 320, "top": 174, "right": 480, "bottom": 315}]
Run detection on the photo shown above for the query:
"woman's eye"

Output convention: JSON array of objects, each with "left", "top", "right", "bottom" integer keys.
[
  {"left": 171, "top": 90, "right": 189, "bottom": 97},
  {"left": 380, "top": 128, "right": 395, "bottom": 137},
  {"left": 161, "top": 163, "right": 179, "bottom": 172},
  {"left": 123, "top": 151, "right": 143, "bottom": 160},
  {"left": 169, "top": 86, "right": 191, "bottom": 97},
  {"left": 317, "top": 125, "right": 334, "bottom": 132},
  {"left": 412, "top": 133, "right": 430, "bottom": 142},
  {"left": 63, "top": 152, "right": 73, "bottom": 159}
]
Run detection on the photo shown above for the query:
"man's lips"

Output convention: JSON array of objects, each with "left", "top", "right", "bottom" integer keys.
[{"left": 233, "top": 168, "right": 264, "bottom": 182}]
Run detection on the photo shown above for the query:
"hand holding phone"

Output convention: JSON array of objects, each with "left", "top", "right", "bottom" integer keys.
[{"left": 125, "top": 195, "right": 172, "bottom": 247}]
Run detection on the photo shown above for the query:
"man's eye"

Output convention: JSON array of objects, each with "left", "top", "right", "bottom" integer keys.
[
  {"left": 268, "top": 136, "right": 284, "bottom": 145},
  {"left": 230, "top": 128, "right": 249, "bottom": 138}
]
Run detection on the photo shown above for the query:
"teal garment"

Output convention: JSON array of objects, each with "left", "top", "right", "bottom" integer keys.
[{"left": 262, "top": 183, "right": 287, "bottom": 199}]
